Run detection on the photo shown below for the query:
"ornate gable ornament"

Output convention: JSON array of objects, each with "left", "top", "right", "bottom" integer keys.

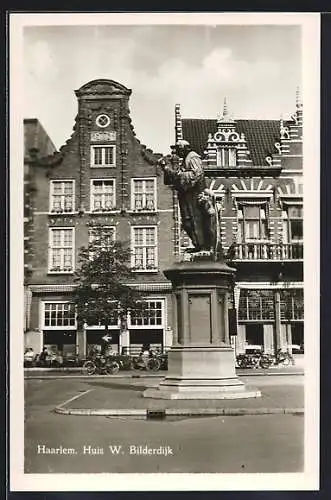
[
  {"left": 204, "top": 98, "right": 252, "bottom": 170},
  {"left": 75, "top": 79, "right": 132, "bottom": 98}
]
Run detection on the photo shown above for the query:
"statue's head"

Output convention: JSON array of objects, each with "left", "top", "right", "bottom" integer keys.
[{"left": 172, "top": 139, "right": 191, "bottom": 158}]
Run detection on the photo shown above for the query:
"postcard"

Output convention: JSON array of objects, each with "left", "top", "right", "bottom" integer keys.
[{"left": 10, "top": 11, "right": 320, "bottom": 491}]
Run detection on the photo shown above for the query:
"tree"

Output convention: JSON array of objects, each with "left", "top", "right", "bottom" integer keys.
[{"left": 73, "top": 226, "right": 149, "bottom": 347}]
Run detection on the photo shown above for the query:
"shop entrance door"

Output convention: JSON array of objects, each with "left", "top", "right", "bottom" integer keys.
[
  {"left": 291, "top": 323, "right": 304, "bottom": 353},
  {"left": 43, "top": 330, "right": 76, "bottom": 356},
  {"left": 245, "top": 324, "right": 264, "bottom": 352},
  {"left": 86, "top": 330, "right": 120, "bottom": 355},
  {"left": 129, "top": 329, "right": 163, "bottom": 355}
]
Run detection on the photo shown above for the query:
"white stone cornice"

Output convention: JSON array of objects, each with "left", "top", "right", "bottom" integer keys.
[
  {"left": 29, "top": 284, "right": 76, "bottom": 293},
  {"left": 231, "top": 191, "right": 273, "bottom": 198},
  {"left": 237, "top": 282, "right": 303, "bottom": 289},
  {"left": 28, "top": 282, "right": 172, "bottom": 293}
]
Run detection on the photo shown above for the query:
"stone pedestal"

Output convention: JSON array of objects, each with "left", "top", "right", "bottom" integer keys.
[{"left": 143, "top": 258, "right": 260, "bottom": 400}]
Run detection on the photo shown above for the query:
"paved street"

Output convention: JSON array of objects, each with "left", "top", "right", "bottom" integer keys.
[{"left": 24, "top": 375, "right": 304, "bottom": 474}]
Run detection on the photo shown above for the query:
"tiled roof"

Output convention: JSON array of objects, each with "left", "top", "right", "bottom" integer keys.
[{"left": 181, "top": 118, "right": 282, "bottom": 166}]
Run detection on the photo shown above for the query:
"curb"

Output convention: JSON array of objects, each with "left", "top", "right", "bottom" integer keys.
[
  {"left": 25, "top": 371, "right": 304, "bottom": 380},
  {"left": 54, "top": 406, "right": 304, "bottom": 417}
]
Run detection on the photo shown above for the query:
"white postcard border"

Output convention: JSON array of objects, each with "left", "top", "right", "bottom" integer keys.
[{"left": 9, "top": 11, "right": 320, "bottom": 492}]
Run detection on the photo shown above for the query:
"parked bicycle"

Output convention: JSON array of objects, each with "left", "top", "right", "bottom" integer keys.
[
  {"left": 236, "top": 351, "right": 276, "bottom": 369},
  {"left": 259, "top": 349, "right": 295, "bottom": 368},
  {"left": 82, "top": 352, "right": 120, "bottom": 375},
  {"left": 237, "top": 348, "right": 295, "bottom": 369},
  {"left": 130, "top": 349, "right": 161, "bottom": 372}
]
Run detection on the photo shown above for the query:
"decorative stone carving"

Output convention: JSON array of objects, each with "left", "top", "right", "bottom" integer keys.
[
  {"left": 214, "top": 130, "right": 240, "bottom": 143},
  {"left": 274, "top": 142, "right": 282, "bottom": 155},
  {"left": 290, "top": 113, "right": 298, "bottom": 125},
  {"left": 91, "top": 131, "right": 116, "bottom": 142},
  {"left": 280, "top": 125, "right": 290, "bottom": 140}
]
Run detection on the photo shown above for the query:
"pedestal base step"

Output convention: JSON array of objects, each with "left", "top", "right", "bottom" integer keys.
[{"left": 143, "top": 379, "right": 261, "bottom": 400}]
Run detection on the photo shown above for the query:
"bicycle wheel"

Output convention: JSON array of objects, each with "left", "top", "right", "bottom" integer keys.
[
  {"left": 82, "top": 361, "right": 96, "bottom": 375},
  {"left": 147, "top": 358, "right": 161, "bottom": 372},
  {"left": 260, "top": 356, "right": 272, "bottom": 369},
  {"left": 280, "top": 356, "right": 290, "bottom": 367},
  {"left": 106, "top": 361, "right": 120, "bottom": 375}
]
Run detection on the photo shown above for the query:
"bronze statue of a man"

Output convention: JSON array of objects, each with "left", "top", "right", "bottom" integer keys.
[{"left": 159, "top": 140, "right": 219, "bottom": 255}]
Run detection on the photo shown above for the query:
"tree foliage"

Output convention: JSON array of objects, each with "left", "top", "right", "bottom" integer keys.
[{"left": 73, "top": 226, "right": 149, "bottom": 330}]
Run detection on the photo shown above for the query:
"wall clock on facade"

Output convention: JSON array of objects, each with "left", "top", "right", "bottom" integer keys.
[{"left": 95, "top": 114, "right": 111, "bottom": 128}]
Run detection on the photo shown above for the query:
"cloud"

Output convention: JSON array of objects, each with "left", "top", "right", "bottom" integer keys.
[
  {"left": 113, "top": 45, "right": 282, "bottom": 108},
  {"left": 25, "top": 40, "right": 58, "bottom": 79},
  {"left": 23, "top": 26, "right": 299, "bottom": 154}
]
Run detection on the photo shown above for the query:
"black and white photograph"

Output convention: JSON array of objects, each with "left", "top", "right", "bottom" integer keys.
[{"left": 10, "top": 12, "right": 320, "bottom": 491}]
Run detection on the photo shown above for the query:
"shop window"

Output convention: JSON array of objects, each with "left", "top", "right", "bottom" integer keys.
[
  {"left": 239, "top": 290, "right": 274, "bottom": 321},
  {"left": 129, "top": 301, "right": 163, "bottom": 327},
  {"left": 43, "top": 302, "right": 76, "bottom": 327},
  {"left": 280, "top": 289, "right": 304, "bottom": 321}
]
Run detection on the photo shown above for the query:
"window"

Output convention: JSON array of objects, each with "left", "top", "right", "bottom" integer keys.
[
  {"left": 129, "top": 300, "right": 163, "bottom": 327},
  {"left": 89, "top": 226, "right": 116, "bottom": 246},
  {"left": 88, "top": 226, "right": 116, "bottom": 260},
  {"left": 217, "top": 148, "right": 236, "bottom": 167},
  {"left": 49, "top": 228, "right": 74, "bottom": 273},
  {"left": 132, "top": 178, "right": 157, "bottom": 211},
  {"left": 239, "top": 290, "right": 274, "bottom": 321},
  {"left": 238, "top": 205, "right": 269, "bottom": 241},
  {"left": 50, "top": 181, "right": 74, "bottom": 213},
  {"left": 90, "top": 180, "right": 116, "bottom": 211},
  {"left": 43, "top": 302, "right": 76, "bottom": 328},
  {"left": 90, "top": 145, "right": 116, "bottom": 167},
  {"left": 280, "top": 290, "right": 304, "bottom": 321},
  {"left": 131, "top": 226, "right": 157, "bottom": 271},
  {"left": 283, "top": 206, "right": 303, "bottom": 242}
]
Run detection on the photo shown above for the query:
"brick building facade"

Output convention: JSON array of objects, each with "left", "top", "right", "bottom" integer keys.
[
  {"left": 24, "top": 79, "right": 175, "bottom": 358},
  {"left": 24, "top": 79, "right": 304, "bottom": 359},
  {"left": 174, "top": 94, "right": 304, "bottom": 355}
]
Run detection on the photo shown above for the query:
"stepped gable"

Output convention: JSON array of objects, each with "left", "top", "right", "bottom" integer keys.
[{"left": 181, "top": 118, "right": 283, "bottom": 166}]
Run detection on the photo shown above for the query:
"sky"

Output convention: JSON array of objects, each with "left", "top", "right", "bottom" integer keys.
[{"left": 23, "top": 23, "right": 301, "bottom": 155}]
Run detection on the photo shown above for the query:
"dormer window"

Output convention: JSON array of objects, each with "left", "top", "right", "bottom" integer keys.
[{"left": 217, "top": 147, "right": 236, "bottom": 167}]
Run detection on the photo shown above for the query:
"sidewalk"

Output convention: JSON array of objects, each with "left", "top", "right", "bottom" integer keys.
[
  {"left": 25, "top": 366, "right": 304, "bottom": 379},
  {"left": 54, "top": 375, "right": 304, "bottom": 418}
]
